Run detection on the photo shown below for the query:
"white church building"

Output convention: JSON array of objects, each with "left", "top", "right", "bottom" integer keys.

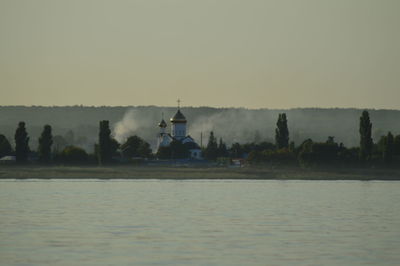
[{"left": 157, "top": 106, "right": 202, "bottom": 159}]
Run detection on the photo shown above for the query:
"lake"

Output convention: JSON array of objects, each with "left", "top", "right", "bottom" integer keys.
[{"left": 1, "top": 180, "right": 399, "bottom": 265}]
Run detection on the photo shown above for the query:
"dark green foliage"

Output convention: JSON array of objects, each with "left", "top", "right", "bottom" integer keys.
[
  {"left": 247, "top": 148, "right": 296, "bottom": 165},
  {"left": 297, "top": 139, "right": 314, "bottom": 166},
  {"left": 3, "top": 106, "right": 399, "bottom": 168},
  {"left": 203, "top": 131, "right": 218, "bottom": 160},
  {"left": 156, "top": 146, "right": 172, "bottom": 159},
  {"left": 339, "top": 147, "right": 360, "bottom": 164},
  {"left": 59, "top": 146, "right": 89, "bottom": 164},
  {"left": 257, "top": 142, "right": 275, "bottom": 151},
  {"left": 359, "top": 110, "right": 373, "bottom": 161},
  {"left": 230, "top": 142, "right": 243, "bottom": 158},
  {"left": 0, "top": 134, "right": 12, "bottom": 158},
  {"left": 110, "top": 138, "right": 120, "bottom": 157},
  {"left": 382, "top": 132, "right": 394, "bottom": 163},
  {"left": 14, "top": 122, "right": 30, "bottom": 163},
  {"left": 38, "top": 125, "right": 53, "bottom": 163},
  {"left": 157, "top": 140, "right": 190, "bottom": 159},
  {"left": 217, "top": 138, "right": 228, "bottom": 158},
  {"left": 121, "top": 135, "right": 151, "bottom": 158},
  {"left": 98, "top": 120, "right": 113, "bottom": 165},
  {"left": 298, "top": 137, "right": 340, "bottom": 167},
  {"left": 289, "top": 141, "right": 295, "bottom": 152},
  {"left": 170, "top": 140, "right": 190, "bottom": 159},
  {"left": 376, "top": 135, "right": 387, "bottom": 157},
  {"left": 326, "top": 136, "right": 335, "bottom": 144},
  {"left": 1, "top": 106, "right": 400, "bottom": 151},
  {"left": 137, "top": 141, "right": 152, "bottom": 158},
  {"left": 394, "top": 135, "right": 400, "bottom": 156},
  {"left": 275, "top": 113, "right": 289, "bottom": 149},
  {"left": 228, "top": 141, "right": 275, "bottom": 159}
]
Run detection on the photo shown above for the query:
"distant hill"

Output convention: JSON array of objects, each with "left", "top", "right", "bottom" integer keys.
[{"left": 0, "top": 106, "right": 399, "bottom": 152}]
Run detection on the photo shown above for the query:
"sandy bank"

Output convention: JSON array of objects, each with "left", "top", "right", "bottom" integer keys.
[{"left": 0, "top": 166, "right": 399, "bottom": 180}]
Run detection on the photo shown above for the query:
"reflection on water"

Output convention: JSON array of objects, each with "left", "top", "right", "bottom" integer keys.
[{"left": 1, "top": 180, "right": 400, "bottom": 265}]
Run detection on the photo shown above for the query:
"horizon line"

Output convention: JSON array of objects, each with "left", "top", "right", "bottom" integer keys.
[{"left": 0, "top": 105, "right": 400, "bottom": 111}]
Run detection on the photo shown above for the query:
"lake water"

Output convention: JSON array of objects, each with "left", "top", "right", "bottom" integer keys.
[{"left": 1, "top": 180, "right": 400, "bottom": 265}]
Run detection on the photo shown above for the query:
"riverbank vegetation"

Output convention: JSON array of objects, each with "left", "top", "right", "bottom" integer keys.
[{"left": 0, "top": 110, "right": 399, "bottom": 171}]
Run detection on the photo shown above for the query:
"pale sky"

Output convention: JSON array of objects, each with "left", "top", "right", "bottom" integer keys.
[{"left": 0, "top": 0, "right": 399, "bottom": 109}]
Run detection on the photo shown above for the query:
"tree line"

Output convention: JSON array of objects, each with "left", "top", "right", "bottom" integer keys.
[
  {"left": 0, "top": 121, "right": 152, "bottom": 165},
  {"left": 202, "top": 110, "right": 400, "bottom": 167},
  {"left": 0, "top": 110, "right": 399, "bottom": 167}
]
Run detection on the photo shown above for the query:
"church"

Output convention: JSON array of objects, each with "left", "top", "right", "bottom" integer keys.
[{"left": 157, "top": 105, "right": 202, "bottom": 159}]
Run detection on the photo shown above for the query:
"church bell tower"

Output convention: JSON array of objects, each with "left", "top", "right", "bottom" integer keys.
[{"left": 170, "top": 99, "right": 187, "bottom": 140}]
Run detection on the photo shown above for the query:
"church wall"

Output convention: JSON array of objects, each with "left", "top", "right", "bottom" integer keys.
[{"left": 172, "top": 123, "right": 186, "bottom": 139}]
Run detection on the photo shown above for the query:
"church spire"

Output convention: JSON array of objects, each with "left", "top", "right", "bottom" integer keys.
[
  {"left": 158, "top": 112, "right": 167, "bottom": 128},
  {"left": 171, "top": 99, "right": 186, "bottom": 139}
]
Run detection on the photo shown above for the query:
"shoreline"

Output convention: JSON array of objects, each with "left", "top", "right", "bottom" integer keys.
[{"left": 0, "top": 166, "right": 399, "bottom": 180}]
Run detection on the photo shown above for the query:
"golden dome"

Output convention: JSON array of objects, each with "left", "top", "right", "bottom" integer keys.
[{"left": 170, "top": 109, "right": 187, "bottom": 123}]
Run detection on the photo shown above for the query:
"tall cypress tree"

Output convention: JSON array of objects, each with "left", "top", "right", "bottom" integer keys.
[
  {"left": 394, "top": 135, "right": 400, "bottom": 156},
  {"left": 98, "top": 120, "right": 112, "bottom": 165},
  {"left": 383, "top": 131, "right": 394, "bottom": 163},
  {"left": 38, "top": 125, "right": 53, "bottom": 163},
  {"left": 14, "top": 122, "right": 30, "bottom": 163},
  {"left": 217, "top": 138, "right": 228, "bottom": 157},
  {"left": 359, "top": 110, "right": 373, "bottom": 161},
  {"left": 0, "top": 134, "right": 12, "bottom": 158},
  {"left": 204, "top": 131, "right": 218, "bottom": 160},
  {"left": 275, "top": 113, "right": 289, "bottom": 149}
]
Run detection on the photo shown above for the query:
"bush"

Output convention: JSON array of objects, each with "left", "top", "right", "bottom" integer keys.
[
  {"left": 247, "top": 148, "right": 297, "bottom": 166},
  {"left": 0, "top": 134, "right": 12, "bottom": 158},
  {"left": 58, "top": 146, "right": 89, "bottom": 164}
]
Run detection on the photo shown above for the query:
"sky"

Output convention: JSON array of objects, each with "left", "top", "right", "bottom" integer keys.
[{"left": 0, "top": 0, "right": 399, "bottom": 109}]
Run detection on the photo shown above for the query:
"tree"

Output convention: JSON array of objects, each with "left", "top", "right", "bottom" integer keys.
[
  {"left": 230, "top": 142, "right": 243, "bottom": 158},
  {"left": 121, "top": 135, "right": 151, "bottom": 158},
  {"left": 137, "top": 141, "right": 152, "bottom": 158},
  {"left": 257, "top": 141, "right": 275, "bottom": 152},
  {"left": 59, "top": 146, "right": 89, "bottom": 164},
  {"left": 170, "top": 140, "right": 189, "bottom": 159},
  {"left": 247, "top": 148, "right": 296, "bottom": 165},
  {"left": 0, "top": 134, "right": 12, "bottom": 158},
  {"left": 297, "top": 139, "right": 314, "bottom": 167},
  {"left": 275, "top": 113, "right": 289, "bottom": 149},
  {"left": 98, "top": 120, "right": 112, "bottom": 165},
  {"left": 394, "top": 135, "right": 400, "bottom": 156},
  {"left": 14, "top": 122, "right": 30, "bottom": 163},
  {"left": 110, "top": 138, "right": 120, "bottom": 157},
  {"left": 217, "top": 138, "right": 228, "bottom": 157},
  {"left": 298, "top": 137, "right": 340, "bottom": 167},
  {"left": 359, "top": 110, "right": 373, "bottom": 161},
  {"left": 38, "top": 125, "right": 53, "bottom": 163},
  {"left": 382, "top": 132, "right": 394, "bottom": 163},
  {"left": 204, "top": 131, "right": 218, "bottom": 160},
  {"left": 156, "top": 146, "right": 172, "bottom": 159}
]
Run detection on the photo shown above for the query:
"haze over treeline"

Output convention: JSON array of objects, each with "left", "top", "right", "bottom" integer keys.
[{"left": 0, "top": 106, "right": 399, "bottom": 152}]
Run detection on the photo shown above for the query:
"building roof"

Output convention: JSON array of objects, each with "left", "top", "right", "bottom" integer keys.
[
  {"left": 158, "top": 119, "right": 167, "bottom": 128},
  {"left": 0, "top": 156, "right": 16, "bottom": 161},
  {"left": 170, "top": 109, "right": 187, "bottom": 123},
  {"left": 183, "top": 141, "right": 201, "bottom": 150}
]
